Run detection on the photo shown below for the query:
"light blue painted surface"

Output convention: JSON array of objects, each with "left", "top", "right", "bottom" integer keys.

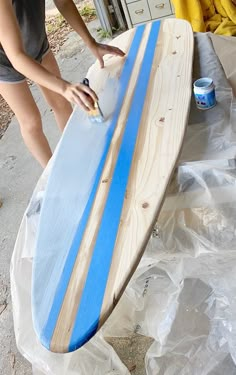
[
  {"left": 32, "top": 24, "right": 147, "bottom": 350},
  {"left": 32, "top": 104, "right": 112, "bottom": 340}
]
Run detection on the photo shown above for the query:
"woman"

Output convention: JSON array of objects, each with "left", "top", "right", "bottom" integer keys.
[{"left": 0, "top": 0, "right": 125, "bottom": 167}]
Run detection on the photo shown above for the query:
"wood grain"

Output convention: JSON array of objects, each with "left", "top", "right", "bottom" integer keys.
[
  {"left": 101, "top": 19, "right": 193, "bottom": 323},
  {"left": 33, "top": 19, "right": 194, "bottom": 353}
]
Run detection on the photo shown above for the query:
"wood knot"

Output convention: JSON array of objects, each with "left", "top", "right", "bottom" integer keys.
[
  {"left": 102, "top": 178, "right": 109, "bottom": 183},
  {"left": 142, "top": 202, "right": 149, "bottom": 209}
]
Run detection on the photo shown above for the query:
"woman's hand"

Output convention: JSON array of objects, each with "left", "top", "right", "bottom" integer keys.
[
  {"left": 53, "top": 0, "right": 125, "bottom": 68},
  {"left": 89, "top": 41, "right": 125, "bottom": 68},
  {"left": 62, "top": 81, "right": 98, "bottom": 111}
]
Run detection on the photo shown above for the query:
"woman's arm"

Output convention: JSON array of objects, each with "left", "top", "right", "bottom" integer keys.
[
  {"left": 53, "top": 0, "right": 125, "bottom": 68},
  {"left": 0, "top": 0, "right": 97, "bottom": 110}
]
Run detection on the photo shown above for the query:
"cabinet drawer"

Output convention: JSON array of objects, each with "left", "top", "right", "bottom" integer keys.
[
  {"left": 128, "top": 0, "right": 151, "bottom": 24},
  {"left": 148, "top": 0, "right": 172, "bottom": 19}
]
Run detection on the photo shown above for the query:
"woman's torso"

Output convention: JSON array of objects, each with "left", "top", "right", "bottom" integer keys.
[
  {"left": 0, "top": 0, "right": 46, "bottom": 59},
  {"left": 11, "top": 0, "right": 46, "bottom": 58}
]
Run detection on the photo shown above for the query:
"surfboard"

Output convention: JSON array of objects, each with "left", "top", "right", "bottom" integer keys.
[{"left": 32, "top": 19, "right": 194, "bottom": 353}]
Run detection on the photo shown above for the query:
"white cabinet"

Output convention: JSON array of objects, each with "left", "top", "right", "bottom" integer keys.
[
  {"left": 121, "top": 0, "right": 174, "bottom": 28},
  {"left": 148, "top": 0, "right": 172, "bottom": 19},
  {"left": 127, "top": 0, "right": 151, "bottom": 24}
]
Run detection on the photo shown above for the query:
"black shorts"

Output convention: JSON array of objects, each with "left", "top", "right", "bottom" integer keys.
[{"left": 0, "top": 37, "right": 50, "bottom": 83}]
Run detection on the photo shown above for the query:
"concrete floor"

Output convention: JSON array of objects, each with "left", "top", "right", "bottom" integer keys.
[{"left": 0, "top": 13, "right": 120, "bottom": 375}]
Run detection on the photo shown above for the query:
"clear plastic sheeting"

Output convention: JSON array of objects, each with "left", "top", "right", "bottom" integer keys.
[
  {"left": 180, "top": 32, "right": 236, "bottom": 162},
  {"left": 10, "top": 33, "right": 236, "bottom": 374}
]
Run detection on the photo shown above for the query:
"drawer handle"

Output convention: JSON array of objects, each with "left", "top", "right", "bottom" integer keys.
[
  {"left": 135, "top": 9, "right": 144, "bottom": 14},
  {"left": 155, "top": 3, "right": 165, "bottom": 8}
]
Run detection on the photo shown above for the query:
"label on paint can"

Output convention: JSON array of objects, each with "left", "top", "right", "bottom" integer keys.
[{"left": 193, "top": 77, "right": 216, "bottom": 110}]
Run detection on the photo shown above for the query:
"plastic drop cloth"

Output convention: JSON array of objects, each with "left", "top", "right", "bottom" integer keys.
[{"left": 10, "top": 32, "right": 236, "bottom": 374}]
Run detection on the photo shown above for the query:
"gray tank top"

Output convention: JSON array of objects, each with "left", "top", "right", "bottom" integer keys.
[
  {"left": 0, "top": 0, "right": 47, "bottom": 82},
  {"left": 10, "top": 0, "right": 46, "bottom": 58}
]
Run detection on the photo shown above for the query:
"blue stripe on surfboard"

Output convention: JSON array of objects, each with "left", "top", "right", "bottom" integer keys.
[
  {"left": 40, "top": 24, "right": 146, "bottom": 349},
  {"left": 69, "top": 21, "right": 161, "bottom": 351}
]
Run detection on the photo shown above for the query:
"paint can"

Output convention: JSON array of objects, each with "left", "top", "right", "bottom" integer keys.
[{"left": 193, "top": 77, "right": 216, "bottom": 110}]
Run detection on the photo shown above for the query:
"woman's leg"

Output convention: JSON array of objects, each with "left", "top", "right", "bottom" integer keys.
[
  {"left": 0, "top": 81, "right": 52, "bottom": 168},
  {"left": 39, "top": 50, "right": 73, "bottom": 132}
]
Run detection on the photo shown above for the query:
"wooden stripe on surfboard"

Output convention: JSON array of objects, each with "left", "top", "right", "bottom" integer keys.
[
  {"left": 49, "top": 22, "right": 153, "bottom": 353},
  {"left": 39, "top": 23, "right": 150, "bottom": 351},
  {"left": 100, "top": 19, "right": 194, "bottom": 323},
  {"left": 68, "top": 21, "right": 161, "bottom": 352}
]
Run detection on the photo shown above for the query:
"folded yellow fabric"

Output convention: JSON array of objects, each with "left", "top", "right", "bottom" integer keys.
[{"left": 172, "top": 0, "right": 236, "bottom": 35}]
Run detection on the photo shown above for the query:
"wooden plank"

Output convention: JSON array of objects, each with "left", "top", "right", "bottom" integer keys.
[
  {"left": 101, "top": 18, "right": 194, "bottom": 323},
  {"left": 94, "top": 0, "right": 113, "bottom": 34},
  {"left": 110, "top": 0, "right": 127, "bottom": 30},
  {"left": 32, "top": 19, "right": 194, "bottom": 353}
]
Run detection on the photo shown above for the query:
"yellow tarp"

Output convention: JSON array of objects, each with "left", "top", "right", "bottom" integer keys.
[{"left": 172, "top": 0, "right": 236, "bottom": 35}]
